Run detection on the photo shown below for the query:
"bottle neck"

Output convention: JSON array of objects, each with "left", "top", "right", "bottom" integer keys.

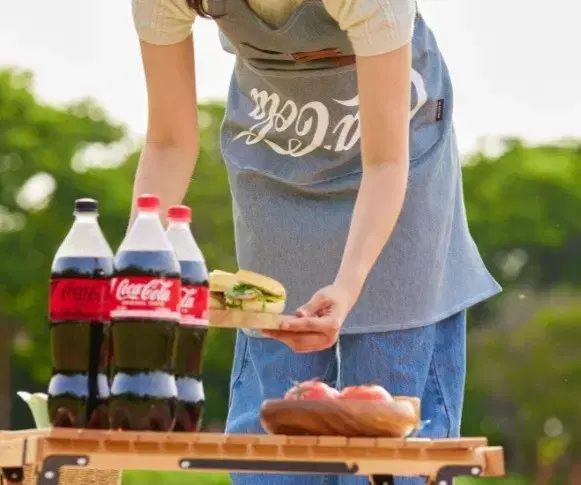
[
  {"left": 166, "top": 220, "right": 205, "bottom": 262},
  {"left": 54, "top": 212, "right": 113, "bottom": 259},
  {"left": 137, "top": 210, "right": 160, "bottom": 220},
  {"left": 73, "top": 212, "right": 99, "bottom": 224},
  {"left": 167, "top": 220, "right": 190, "bottom": 230},
  {"left": 119, "top": 209, "right": 174, "bottom": 252}
]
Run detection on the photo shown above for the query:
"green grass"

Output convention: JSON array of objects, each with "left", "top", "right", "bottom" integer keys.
[
  {"left": 123, "top": 471, "right": 231, "bottom": 485},
  {"left": 456, "top": 477, "right": 527, "bottom": 485},
  {"left": 123, "top": 471, "right": 526, "bottom": 484}
]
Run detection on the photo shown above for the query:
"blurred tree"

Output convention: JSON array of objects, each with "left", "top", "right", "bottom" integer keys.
[
  {"left": 463, "top": 139, "right": 581, "bottom": 289},
  {"left": 0, "top": 68, "right": 124, "bottom": 426},
  {"left": 461, "top": 140, "right": 581, "bottom": 481},
  {"left": 463, "top": 291, "right": 581, "bottom": 481},
  {"left": 0, "top": 68, "right": 236, "bottom": 428}
]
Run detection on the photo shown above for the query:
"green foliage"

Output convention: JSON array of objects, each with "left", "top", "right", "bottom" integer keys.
[
  {"left": 460, "top": 139, "right": 581, "bottom": 479},
  {"left": 463, "top": 139, "right": 581, "bottom": 288},
  {"left": 0, "top": 68, "right": 126, "bottom": 383},
  {"left": 464, "top": 296, "right": 581, "bottom": 475},
  {"left": 123, "top": 471, "right": 231, "bottom": 485}
]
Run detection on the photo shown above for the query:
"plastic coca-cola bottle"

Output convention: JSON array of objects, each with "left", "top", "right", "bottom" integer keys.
[
  {"left": 48, "top": 198, "right": 113, "bottom": 429},
  {"left": 166, "top": 205, "right": 209, "bottom": 432},
  {"left": 109, "top": 194, "right": 181, "bottom": 431}
]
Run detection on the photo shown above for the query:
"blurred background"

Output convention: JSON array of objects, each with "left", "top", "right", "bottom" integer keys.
[{"left": 1, "top": 0, "right": 580, "bottom": 484}]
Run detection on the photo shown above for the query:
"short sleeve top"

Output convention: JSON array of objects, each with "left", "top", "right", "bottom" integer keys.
[{"left": 132, "top": 0, "right": 416, "bottom": 56}]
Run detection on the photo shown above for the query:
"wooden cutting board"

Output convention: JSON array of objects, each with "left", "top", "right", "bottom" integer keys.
[{"left": 209, "top": 308, "right": 289, "bottom": 330}]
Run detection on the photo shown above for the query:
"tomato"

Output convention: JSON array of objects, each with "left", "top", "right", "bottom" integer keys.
[
  {"left": 284, "top": 379, "right": 340, "bottom": 400},
  {"left": 338, "top": 384, "right": 393, "bottom": 402}
]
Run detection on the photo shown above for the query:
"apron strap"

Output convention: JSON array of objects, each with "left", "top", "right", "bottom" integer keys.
[{"left": 204, "top": 0, "right": 226, "bottom": 16}]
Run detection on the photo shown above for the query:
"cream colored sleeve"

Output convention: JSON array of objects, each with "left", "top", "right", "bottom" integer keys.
[
  {"left": 323, "top": 0, "right": 416, "bottom": 56},
  {"left": 132, "top": 0, "right": 195, "bottom": 45}
]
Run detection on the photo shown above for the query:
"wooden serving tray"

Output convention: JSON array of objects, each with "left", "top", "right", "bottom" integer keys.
[
  {"left": 260, "top": 397, "right": 420, "bottom": 438},
  {"left": 209, "top": 308, "right": 288, "bottom": 330}
]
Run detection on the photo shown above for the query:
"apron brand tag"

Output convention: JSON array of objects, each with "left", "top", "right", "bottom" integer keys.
[{"left": 436, "top": 99, "right": 445, "bottom": 121}]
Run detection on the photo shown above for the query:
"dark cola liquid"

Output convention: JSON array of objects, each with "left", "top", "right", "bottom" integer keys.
[
  {"left": 48, "top": 256, "right": 113, "bottom": 429},
  {"left": 110, "top": 250, "right": 180, "bottom": 431},
  {"left": 174, "top": 260, "right": 208, "bottom": 432}
]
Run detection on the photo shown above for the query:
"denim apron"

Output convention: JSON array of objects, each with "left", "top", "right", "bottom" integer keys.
[{"left": 207, "top": 0, "right": 501, "bottom": 334}]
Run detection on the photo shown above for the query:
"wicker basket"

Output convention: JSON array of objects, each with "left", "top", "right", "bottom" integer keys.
[{"left": 21, "top": 466, "right": 121, "bottom": 485}]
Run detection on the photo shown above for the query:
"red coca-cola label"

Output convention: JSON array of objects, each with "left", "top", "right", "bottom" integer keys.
[
  {"left": 49, "top": 278, "right": 110, "bottom": 322},
  {"left": 180, "top": 285, "right": 209, "bottom": 326},
  {"left": 110, "top": 276, "right": 181, "bottom": 322}
]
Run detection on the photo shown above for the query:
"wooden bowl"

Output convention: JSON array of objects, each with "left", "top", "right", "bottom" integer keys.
[{"left": 260, "top": 396, "right": 420, "bottom": 438}]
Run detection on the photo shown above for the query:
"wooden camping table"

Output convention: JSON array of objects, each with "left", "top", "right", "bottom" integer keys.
[{"left": 0, "top": 429, "right": 504, "bottom": 485}]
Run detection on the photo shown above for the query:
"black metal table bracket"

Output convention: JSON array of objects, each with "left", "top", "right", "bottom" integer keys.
[
  {"left": 178, "top": 458, "right": 359, "bottom": 475},
  {"left": 371, "top": 464, "right": 484, "bottom": 485},
  {"left": 370, "top": 475, "right": 395, "bottom": 485},
  {"left": 433, "top": 465, "right": 483, "bottom": 484},
  {"left": 38, "top": 455, "right": 89, "bottom": 485}
]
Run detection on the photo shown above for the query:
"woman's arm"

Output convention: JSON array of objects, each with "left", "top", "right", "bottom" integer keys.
[
  {"left": 334, "top": 43, "right": 412, "bottom": 305},
  {"left": 267, "top": 3, "right": 415, "bottom": 350},
  {"left": 130, "top": 35, "right": 199, "bottom": 223},
  {"left": 267, "top": 44, "right": 413, "bottom": 350}
]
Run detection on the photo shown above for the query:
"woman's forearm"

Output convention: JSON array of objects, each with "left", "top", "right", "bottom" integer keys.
[
  {"left": 334, "top": 161, "right": 409, "bottom": 302},
  {"left": 130, "top": 143, "right": 198, "bottom": 224},
  {"left": 333, "top": 44, "right": 412, "bottom": 304}
]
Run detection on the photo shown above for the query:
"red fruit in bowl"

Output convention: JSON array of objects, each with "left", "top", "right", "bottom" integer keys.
[
  {"left": 284, "top": 380, "right": 340, "bottom": 400},
  {"left": 338, "top": 384, "right": 393, "bottom": 402}
]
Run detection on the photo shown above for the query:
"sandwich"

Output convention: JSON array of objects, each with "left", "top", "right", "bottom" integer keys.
[
  {"left": 209, "top": 269, "right": 286, "bottom": 314},
  {"left": 209, "top": 270, "right": 237, "bottom": 310},
  {"left": 226, "top": 269, "right": 287, "bottom": 314}
]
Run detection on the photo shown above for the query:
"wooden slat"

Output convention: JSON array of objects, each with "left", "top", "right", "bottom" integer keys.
[
  {"left": 374, "top": 438, "right": 406, "bottom": 448},
  {"left": 316, "top": 436, "right": 348, "bottom": 447},
  {"left": 285, "top": 436, "right": 319, "bottom": 446},
  {"left": 209, "top": 309, "right": 287, "bottom": 330},
  {"left": 224, "top": 434, "right": 261, "bottom": 446},
  {"left": 484, "top": 446, "right": 506, "bottom": 476},
  {"left": 0, "top": 429, "right": 50, "bottom": 440},
  {"left": 0, "top": 436, "right": 26, "bottom": 468},
  {"left": 346, "top": 438, "right": 377, "bottom": 448},
  {"left": 429, "top": 438, "right": 488, "bottom": 448}
]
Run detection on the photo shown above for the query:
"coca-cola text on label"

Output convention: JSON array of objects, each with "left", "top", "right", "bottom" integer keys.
[
  {"left": 110, "top": 276, "right": 181, "bottom": 321},
  {"left": 50, "top": 278, "right": 110, "bottom": 322},
  {"left": 180, "top": 285, "right": 209, "bottom": 326}
]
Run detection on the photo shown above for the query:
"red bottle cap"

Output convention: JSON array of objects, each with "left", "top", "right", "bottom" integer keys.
[
  {"left": 137, "top": 194, "right": 160, "bottom": 211},
  {"left": 167, "top": 205, "right": 192, "bottom": 222}
]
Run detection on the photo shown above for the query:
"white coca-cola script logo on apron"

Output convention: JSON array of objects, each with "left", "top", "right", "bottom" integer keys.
[
  {"left": 115, "top": 279, "right": 174, "bottom": 303},
  {"left": 233, "top": 70, "right": 427, "bottom": 157}
]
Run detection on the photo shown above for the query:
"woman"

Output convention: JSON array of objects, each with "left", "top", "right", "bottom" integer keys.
[{"left": 131, "top": 0, "right": 501, "bottom": 483}]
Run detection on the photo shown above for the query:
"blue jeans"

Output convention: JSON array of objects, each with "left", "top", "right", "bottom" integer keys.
[{"left": 225, "top": 311, "right": 467, "bottom": 485}]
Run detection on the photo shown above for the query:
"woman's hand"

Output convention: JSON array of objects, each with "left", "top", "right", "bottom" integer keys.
[{"left": 262, "top": 283, "right": 358, "bottom": 353}]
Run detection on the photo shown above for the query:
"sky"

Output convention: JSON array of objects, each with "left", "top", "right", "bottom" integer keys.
[{"left": 1, "top": 0, "right": 580, "bottom": 156}]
